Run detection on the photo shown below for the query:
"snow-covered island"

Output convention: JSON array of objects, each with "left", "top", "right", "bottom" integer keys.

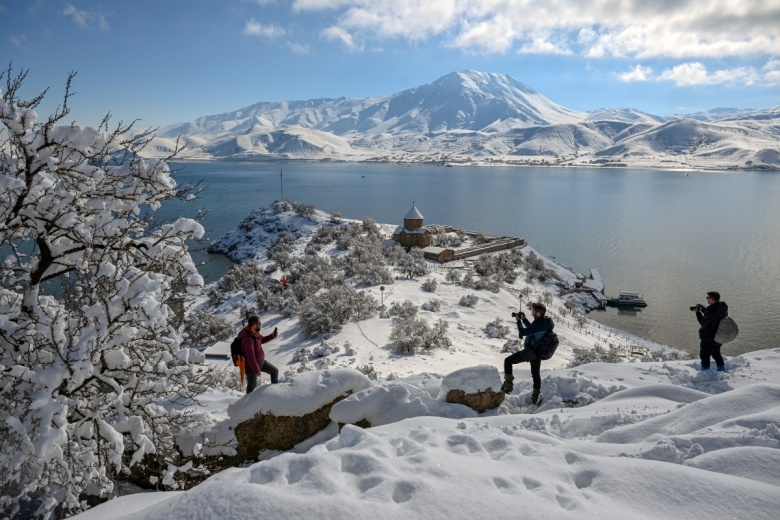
[{"left": 76, "top": 200, "right": 780, "bottom": 520}]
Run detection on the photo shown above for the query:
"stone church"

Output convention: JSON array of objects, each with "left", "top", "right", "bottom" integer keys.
[{"left": 392, "top": 203, "right": 431, "bottom": 248}]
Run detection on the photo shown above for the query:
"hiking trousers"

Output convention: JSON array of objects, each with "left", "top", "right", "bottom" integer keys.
[
  {"left": 504, "top": 348, "right": 542, "bottom": 389},
  {"left": 246, "top": 361, "right": 280, "bottom": 393},
  {"left": 699, "top": 338, "right": 724, "bottom": 370}
]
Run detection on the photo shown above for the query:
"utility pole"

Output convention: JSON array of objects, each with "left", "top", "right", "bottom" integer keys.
[{"left": 280, "top": 169, "right": 284, "bottom": 200}]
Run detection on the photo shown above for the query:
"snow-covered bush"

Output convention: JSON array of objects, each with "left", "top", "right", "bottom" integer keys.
[
  {"left": 459, "top": 294, "right": 479, "bottom": 307},
  {"left": 575, "top": 313, "right": 588, "bottom": 328},
  {"left": 484, "top": 317, "right": 511, "bottom": 339},
  {"left": 292, "top": 348, "right": 311, "bottom": 364},
  {"left": 298, "top": 284, "right": 378, "bottom": 337},
  {"left": 524, "top": 251, "right": 545, "bottom": 271},
  {"left": 357, "top": 364, "right": 379, "bottom": 380},
  {"left": 460, "top": 271, "right": 476, "bottom": 288},
  {"left": 254, "top": 281, "right": 293, "bottom": 314},
  {"left": 383, "top": 243, "right": 407, "bottom": 265},
  {"left": 568, "top": 345, "right": 625, "bottom": 367},
  {"left": 433, "top": 231, "right": 463, "bottom": 247},
  {"left": 182, "top": 310, "right": 237, "bottom": 348},
  {"left": 421, "top": 299, "right": 442, "bottom": 312},
  {"left": 312, "top": 224, "right": 337, "bottom": 245},
  {"left": 501, "top": 338, "right": 522, "bottom": 353},
  {"left": 211, "top": 261, "right": 265, "bottom": 297},
  {"left": 390, "top": 317, "right": 451, "bottom": 354},
  {"left": 399, "top": 248, "right": 429, "bottom": 279},
  {"left": 269, "top": 231, "right": 295, "bottom": 269},
  {"left": 313, "top": 340, "right": 341, "bottom": 357},
  {"left": 342, "top": 239, "right": 394, "bottom": 286},
  {"left": 421, "top": 278, "right": 438, "bottom": 293},
  {"left": 475, "top": 275, "right": 502, "bottom": 293},
  {"left": 445, "top": 269, "right": 461, "bottom": 284},
  {"left": 0, "top": 69, "right": 210, "bottom": 518},
  {"left": 388, "top": 299, "right": 419, "bottom": 320},
  {"left": 293, "top": 201, "right": 316, "bottom": 217},
  {"left": 343, "top": 340, "right": 356, "bottom": 356}
]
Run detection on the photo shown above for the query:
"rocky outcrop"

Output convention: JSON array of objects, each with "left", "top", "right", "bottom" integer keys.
[
  {"left": 440, "top": 365, "right": 505, "bottom": 413},
  {"left": 233, "top": 394, "right": 349, "bottom": 462},
  {"left": 444, "top": 388, "right": 505, "bottom": 413},
  {"left": 227, "top": 368, "right": 373, "bottom": 463}
]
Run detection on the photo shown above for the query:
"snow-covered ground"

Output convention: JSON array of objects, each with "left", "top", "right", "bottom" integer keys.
[{"left": 75, "top": 202, "right": 780, "bottom": 520}]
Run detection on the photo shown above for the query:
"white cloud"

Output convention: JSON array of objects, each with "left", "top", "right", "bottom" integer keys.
[
  {"left": 287, "top": 1, "right": 780, "bottom": 59},
  {"left": 244, "top": 18, "right": 285, "bottom": 38},
  {"left": 322, "top": 25, "right": 361, "bottom": 50},
  {"left": 762, "top": 59, "right": 780, "bottom": 86},
  {"left": 62, "top": 3, "right": 109, "bottom": 31},
  {"left": 10, "top": 34, "right": 26, "bottom": 48},
  {"left": 658, "top": 62, "right": 760, "bottom": 86},
  {"left": 452, "top": 16, "right": 517, "bottom": 53},
  {"left": 287, "top": 41, "right": 311, "bottom": 54},
  {"left": 618, "top": 64, "right": 654, "bottom": 82}
]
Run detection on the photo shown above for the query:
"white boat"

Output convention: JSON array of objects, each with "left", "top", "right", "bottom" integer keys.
[{"left": 607, "top": 291, "right": 647, "bottom": 307}]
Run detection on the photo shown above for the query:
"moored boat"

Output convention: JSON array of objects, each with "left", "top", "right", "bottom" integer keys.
[{"left": 607, "top": 291, "right": 647, "bottom": 307}]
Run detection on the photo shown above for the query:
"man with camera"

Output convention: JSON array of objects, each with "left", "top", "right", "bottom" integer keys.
[
  {"left": 502, "top": 302, "right": 554, "bottom": 404},
  {"left": 692, "top": 291, "right": 729, "bottom": 372}
]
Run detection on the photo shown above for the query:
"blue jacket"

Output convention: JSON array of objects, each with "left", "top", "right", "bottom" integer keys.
[{"left": 517, "top": 316, "right": 555, "bottom": 349}]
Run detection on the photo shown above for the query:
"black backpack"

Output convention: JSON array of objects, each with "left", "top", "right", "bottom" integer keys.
[
  {"left": 230, "top": 337, "right": 243, "bottom": 366},
  {"left": 534, "top": 330, "right": 559, "bottom": 360}
]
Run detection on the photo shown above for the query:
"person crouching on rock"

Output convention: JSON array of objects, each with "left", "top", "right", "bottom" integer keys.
[
  {"left": 239, "top": 315, "right": 279, "bottom": 393},
  {"left": 502, "top": 302, "right": 554, "bottom": 404}
]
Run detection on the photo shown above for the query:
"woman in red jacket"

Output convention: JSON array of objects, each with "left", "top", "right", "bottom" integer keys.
[{"left": 238, "top": 315, "right": 279, "bottom": 393}]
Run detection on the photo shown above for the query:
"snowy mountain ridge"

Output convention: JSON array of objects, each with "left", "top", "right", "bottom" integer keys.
[{"left": 145, "top": 70, "right": 780, "bottom": 170}]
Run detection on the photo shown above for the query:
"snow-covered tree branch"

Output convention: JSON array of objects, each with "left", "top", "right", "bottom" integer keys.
[{"left": 0, "top": 66, "right": 207, "bottom": 518}]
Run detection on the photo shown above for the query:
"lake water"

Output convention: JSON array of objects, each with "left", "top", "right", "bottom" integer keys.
[{"left": 163, "top": 161, "right": 780, "bottom": 357}]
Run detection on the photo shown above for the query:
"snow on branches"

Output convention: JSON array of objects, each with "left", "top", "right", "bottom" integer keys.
[{"left": 0, "top": 66, "right": 207, "bottom": 518}]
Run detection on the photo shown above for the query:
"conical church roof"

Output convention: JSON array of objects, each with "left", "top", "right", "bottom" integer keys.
[{"left": 404, "top": 203, "right": 424, "bottom": 220}]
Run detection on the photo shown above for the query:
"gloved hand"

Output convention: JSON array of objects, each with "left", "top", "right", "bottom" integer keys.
[{"left": 696, "top": 303, "right": 705, "bottom": 312}]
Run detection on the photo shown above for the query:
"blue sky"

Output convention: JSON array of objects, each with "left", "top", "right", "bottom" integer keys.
[{"left": 2, "top": 0, "right": 779, "bottom": 129}]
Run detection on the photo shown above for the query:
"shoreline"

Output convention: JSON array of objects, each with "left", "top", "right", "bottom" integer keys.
[{"left": 166, "top": 156, "right": 779, "bottom": 173}]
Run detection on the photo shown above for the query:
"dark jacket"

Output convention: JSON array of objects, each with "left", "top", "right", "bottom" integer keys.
[
  {"left": 696, "top": 301, "right": 728, "bottom": 341},
  {"left": 517, "top": 316, "right": 555, "bottom": 349},
  {"left": 238, "top": 326, "right": 276, "bottom": 375}
]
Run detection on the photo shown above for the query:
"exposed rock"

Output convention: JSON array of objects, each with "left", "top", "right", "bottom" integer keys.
[
  {"left": 440, "top": 365, "right": 505, "bottom": 413},
  {"left": 227, "top": 368, "right": 373, "bottom": 463},
  {"left": 445, "top": 388, "right": 505, "bottom": 413},
  {"left": 233, "top": 394, "right": 350, "bottom": 462}
]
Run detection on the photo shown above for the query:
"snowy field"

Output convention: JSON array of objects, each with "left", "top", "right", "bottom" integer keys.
[
  {"left": 77, "top": 351, "right": 780, "bottom": 520},
  {"left": 75, "top": 202, "right": 780, "bottom": 520}
]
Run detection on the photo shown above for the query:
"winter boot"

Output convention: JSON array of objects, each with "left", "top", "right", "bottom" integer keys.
[
  {"left": 716, "top": 365, "right": 726, "bottom": 372},
  {"left": 531, "top": 387, "right": 541, "bottom": 405},
  {"left": 700, "top": 362, "right": 709, "bottom": 371},
  {"left": 501, "top": 375, "right": 514, "bottom": 394}
]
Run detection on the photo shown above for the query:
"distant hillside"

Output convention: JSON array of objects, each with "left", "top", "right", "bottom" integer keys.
[{"left": 146, "top": 70, "right": 780, "bottom": 170}]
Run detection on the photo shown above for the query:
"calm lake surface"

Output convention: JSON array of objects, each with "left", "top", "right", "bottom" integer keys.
[{"left": 164, "top": 161, "right": 780, "bottom": 357}]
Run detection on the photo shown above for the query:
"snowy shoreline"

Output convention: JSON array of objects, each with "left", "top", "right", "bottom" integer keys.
[{"left": 169, "top": 156, "right": 779, "bottom": 172}]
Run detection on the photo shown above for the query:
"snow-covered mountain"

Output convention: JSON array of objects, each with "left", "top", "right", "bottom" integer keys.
[{"left": 147, "top": 70, "right": 780, "bottom": 170}]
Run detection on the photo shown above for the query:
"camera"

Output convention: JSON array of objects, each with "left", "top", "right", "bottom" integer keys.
[
  {"left": 511, "top": 311, "right": 524, "bottom": 318},
  {"left": 690, "top": 304, "right": 704, "bottom": 312}
]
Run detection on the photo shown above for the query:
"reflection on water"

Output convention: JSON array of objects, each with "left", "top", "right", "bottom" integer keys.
[{"left": 160, "top": 161, "right": 780, "bottom": 357}]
